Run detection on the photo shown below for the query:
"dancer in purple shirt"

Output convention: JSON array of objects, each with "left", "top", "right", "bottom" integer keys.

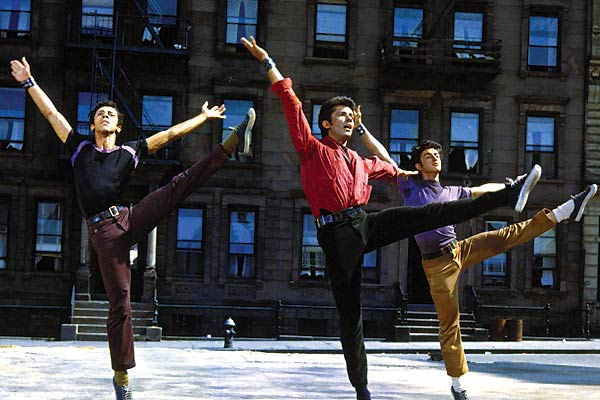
[{"left": 397, "top": 140, "right": 596, "bottom": 400}]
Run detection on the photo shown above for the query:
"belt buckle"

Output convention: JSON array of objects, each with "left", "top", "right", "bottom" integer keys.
[
  {"left": 108, "top": 206, "right": 120, "bottom": 217},
  {"left": 333, "top": 211, "right": 343, "bottom": 222}
]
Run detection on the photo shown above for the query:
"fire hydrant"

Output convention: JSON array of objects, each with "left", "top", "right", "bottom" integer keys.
[{"left": 223, "top": 317, "right": 236, "bottom": 348}]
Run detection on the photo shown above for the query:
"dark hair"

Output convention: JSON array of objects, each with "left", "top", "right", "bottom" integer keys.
[
  {"left": 88, "top": 100, "right": 124, "bottom": 127},
  {"left": 410, "top": 140, "right": 443, "bottom": 170},
  {"left": 317, "top": 96, "right": 356, "bottom": 135}
]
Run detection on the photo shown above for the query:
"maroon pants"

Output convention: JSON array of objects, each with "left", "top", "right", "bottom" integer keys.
[{"left": 87, "top": 145, "right": 228, "bottom": 370}]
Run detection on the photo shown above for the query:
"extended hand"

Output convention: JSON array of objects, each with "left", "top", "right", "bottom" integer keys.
[
  {"left": 241, "top": 36, "right": 269, "bottom": 61},
  {"left": 10, "top": 57, "right": 31, "bottom": 82},
  {"left": 201, "top": 101, "right": 226, "bottom": 120},
  {"left": 354, "top": 105, "right": 362, "bottom": 128},
  {"left": 397, "top": 168, "right": 418, "bottom": 180}
]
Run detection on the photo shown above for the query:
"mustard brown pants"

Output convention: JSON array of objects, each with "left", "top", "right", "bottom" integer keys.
[{"left": 421, "top": 209, "right": 556, "bottom": 377}]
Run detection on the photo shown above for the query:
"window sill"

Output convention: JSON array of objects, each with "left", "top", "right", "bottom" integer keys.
[
  {"left": 24, "top": 271, "right": 72, "bottom": 280},
  {"left": 520, "top": 70, "right": 567, "bottom": 80},
  {"left": 304, "top": 56, "right": 356, "bottom": 67},
  {"left": 221, "top": 159, "right": 262, "bottom": 170},
  {"left": 289, "top": 279, "right": 330, "bottom": 288}
]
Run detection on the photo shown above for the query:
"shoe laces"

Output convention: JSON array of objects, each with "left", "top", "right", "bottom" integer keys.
[{"left": 115, "top": 384, "right": 133, "bottom": 400}]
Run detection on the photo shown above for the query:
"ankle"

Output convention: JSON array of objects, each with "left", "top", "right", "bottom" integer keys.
[
  {"left": 114, "top": 370, "right": 129, "bottom": 387},
  {"left": 221, "top": 132, "right": 239, "bottom": 157}
]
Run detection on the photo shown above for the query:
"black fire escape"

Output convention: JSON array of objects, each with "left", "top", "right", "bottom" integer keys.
[
  {"left": 380, "top": 0, "right": 501, "bottom": 87},
  {"left": 65, "top": 0, "right": 190, "bottom": 164}
]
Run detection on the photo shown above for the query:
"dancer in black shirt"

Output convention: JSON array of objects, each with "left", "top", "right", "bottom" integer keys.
[{"left": 11, "top": 56, "right": 255, "bottom": 400}]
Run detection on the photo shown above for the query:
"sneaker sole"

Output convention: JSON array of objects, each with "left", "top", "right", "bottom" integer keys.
[
  {"left": 242, "top": 108, "right": 256, "bottom": 156},
  {"left": 514, "top": 164, "right": 541, "bottom": 213},
  {"left": 574, "top": 184, "right": 598, "bottom": 222}
]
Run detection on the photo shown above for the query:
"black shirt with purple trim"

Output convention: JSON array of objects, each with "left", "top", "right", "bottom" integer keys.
[{"left": 65, "top": 131, "right": 148, "bottom": 218}]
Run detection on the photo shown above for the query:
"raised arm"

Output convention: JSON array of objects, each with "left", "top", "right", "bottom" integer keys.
[
  {"left": 145, "top": 101, "right": 225, "bottom": 155},
  {"left": 470, "top": 182, "right": 508, "bottom": 197},
  {"left": 354, "top": 105, "right": 398, "bottom": 167},
  {"left": 241, "top": 36, "right": 284, "bottom": 84},
  {"left": 10, "top": 57, "right": 72, "bottom": 143}
]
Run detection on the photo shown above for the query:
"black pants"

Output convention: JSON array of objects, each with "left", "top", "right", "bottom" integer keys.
[{"left": 316, "top": 187, "right": 512, "bottom": 388}]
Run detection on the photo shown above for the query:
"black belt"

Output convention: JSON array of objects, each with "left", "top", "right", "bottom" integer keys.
[
  {"left": 315, "top": 206, "right": 364, "bottom": 228},
  {"left": 87, "top": 206, "right": 127, "bottom": 226},
  {"left": 422, "top": 239, "right": 458, "bottom": 260}
]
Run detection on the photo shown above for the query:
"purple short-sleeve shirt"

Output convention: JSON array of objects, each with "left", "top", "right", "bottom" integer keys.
[{"left": 398, "top": 177, "right": 471, "bottom": 254}]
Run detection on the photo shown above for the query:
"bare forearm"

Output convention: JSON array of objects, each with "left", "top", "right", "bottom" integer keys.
[
  {"left": 267, "top": 66, "right": 284, "bottom": 84},
  {"left": 358, "top": 126, "right": 398, "bottom": 167},
  {"left": 146, "top": 113, "right": 207, "bottom": 154},
  {"left": 470, "top": 183, "right": 506, "bottom": 196},
  {"left": 27, "top": 85, "right": 72, "bottom": 142}
]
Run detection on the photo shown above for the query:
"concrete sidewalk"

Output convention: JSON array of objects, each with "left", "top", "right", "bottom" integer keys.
[{"left": 2, "top": 337, "right": 600, "bottom": 399}]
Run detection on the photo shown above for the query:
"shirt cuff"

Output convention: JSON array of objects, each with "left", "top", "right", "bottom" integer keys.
[{"left": 270, "top": 77, "right": 293, "bottom": 94}]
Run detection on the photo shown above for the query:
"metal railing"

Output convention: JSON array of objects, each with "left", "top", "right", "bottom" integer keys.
[
  {"left": 66, "top": 12, "right": 190, "bottom": 53},
  {"left": 381, "top": 36, "right": 501, "bottom": 71}
]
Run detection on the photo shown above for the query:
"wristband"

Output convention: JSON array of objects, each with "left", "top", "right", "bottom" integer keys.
[
  {"left": 263, "top": 56, "right": 276, "bottom": 71},
  {"left": 356, "top": 123, "right": 366, "bottom": 136},
  {"left": 20, "top": 76, "right": 37, "bottom": 89}
]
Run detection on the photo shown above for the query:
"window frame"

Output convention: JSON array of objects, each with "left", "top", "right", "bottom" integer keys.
[
  {"left": 448, "top": 110, "right": 481, "bottom": 175},
  {"left": 361, "top": 249, "right": 380, "bottom": 284},
  {"left": 33, "top": 200, "right": 64, "bottom": 273},
  {"left": 389, "top": 107, "right": 421, "bottom": 170},
  {"left": 525, "top": 113, "right": 557, "bottom": 179},
  {"left": 481, "top": 219, "right": 511, "bottom": 287},
  {"left": 311, "top": 0, "right": 349, "bottom": 59},
  {"left": 527, "top": 11, "right": 560, "bottom": 73},
  {"left": 0, "top": 87, "right": 26, "bottom": 152},
  {"left": 300, "top": 212, "right": 327, "bottom": 281},
  {"left": 392, "top": 4, "right": 424, "bottom": 48},
  {"left": 0, "top": 199, "right": 9, "bottom": 272},
  {"left": 227, "top": 207, "right": 257, "bottom": 280},
  {"left": 174, "top": 206, "right": 205, "bottom": 278},
  {"left": 217, "top": 0, "right": 264, "bottom": 55},
  {"left": 81, "top": 0, "right": 115, "bottom": 37},
  {"left": 532, "top": 226, "right": 557, "bottom": 289},
  {"left": 0, "top": 0, "right": 31, "bottom": 39},
  {"left": 221, "top": 98, "right": 256, "bottom": 162}
]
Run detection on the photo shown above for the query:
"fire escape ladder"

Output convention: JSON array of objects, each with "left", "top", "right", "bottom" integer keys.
[{"left": 131, "top": 0, "right": 165, "bottom": 48}]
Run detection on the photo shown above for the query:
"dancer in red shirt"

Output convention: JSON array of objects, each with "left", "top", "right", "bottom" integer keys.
[{"left": 242, "top": 36, "right": 539, "bottom": 400}]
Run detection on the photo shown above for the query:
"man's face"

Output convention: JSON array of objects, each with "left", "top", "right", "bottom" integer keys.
[
  {"left": 417, "top": 148, "right": 442, "bottom": 174},
  {"left": 323, "top": 105, "right": 355, "bottom": 144},
  {"left": 91, "top": 106, "right": 121, "bottom": 135}
]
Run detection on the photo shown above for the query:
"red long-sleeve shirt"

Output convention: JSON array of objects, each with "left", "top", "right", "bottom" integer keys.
[{"left": 271, "top": 78, "right": 398, "bottom": 218}]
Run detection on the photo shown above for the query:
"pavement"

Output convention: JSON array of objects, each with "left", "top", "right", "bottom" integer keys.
[{"left": 1, "top": 337, "right": 600, "bottom": 399}]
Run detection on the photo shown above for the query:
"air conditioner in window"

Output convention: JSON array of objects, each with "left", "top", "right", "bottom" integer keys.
[{"left": 0, "top": 31, "right": 7, "bottom": 39}]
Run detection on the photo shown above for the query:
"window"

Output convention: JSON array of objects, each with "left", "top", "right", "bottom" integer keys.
[
  {"left": 228, "top": 209, "right": 256, "bottom": 279},
  {"left": 221, "top": 99, "right": 254, "bottom": 160},
  {"left": 0, "top": 88, "right": 25, "bottom": 151},
  {"left": 361, "top": 250, "right": 379, "bottom": 284},
  {"left": 0, "top": 201, "right": 8, "bottom": 270},
  {"left": 390, "top": 108, "right": 419, "bottom": 170},
  {"left": 311, "top": 104, "right": 322, "bottom": 139},
  {"left": 526, "top": 115, "right": 555, "bottom": 178},
  {"left": 0, "top": 0, "right": 30, "bottom": 38},
  {"left": 393, "top": 6, "right": 423, "bottom": 47},
  {"left": 532, "top": 227, "right": 556, "bottom": 288},
  {"left": 226, "top": 0, "right": 258, "bottom": 45},
  {"left": 314, "top": 1, "right": 347, "bottom": 58},
  {"left": 35, "top": 202, "right": 63, "bottom": 272},
  {"left": 82, "top": 0, "right": 114, "bottom": 36},
  {"left": 144, "top": 0, "right": 178, "bottom": 47},
  {"left": 449, "top": 112, "right": 479, "bottom": 174},
  {"left": 77, "top": 92, "right": 108, "bottom": 136},
  {"left": 301, "top": 213, "right": 326, "bottom": 280},
  {"left": 175, "top": 208, "right": 204, "bottom": 277},
  {"left": 142, "top": 95, "right": 175, "bottom": 159},
  {"left": 453, "top": 11, "right": 484, "bottom": 59},
  {"left": 482, "top": 220, "right": 508, "bottom": 287},
  {"left": 528, "top": 13, "right": 559, "bottom": 72}
]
